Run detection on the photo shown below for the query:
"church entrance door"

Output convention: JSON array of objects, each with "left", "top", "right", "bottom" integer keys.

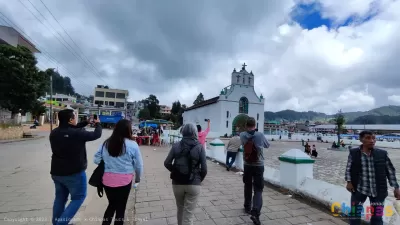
[{"left": 231, "top": 114, "right": 250, "bottom": 135}]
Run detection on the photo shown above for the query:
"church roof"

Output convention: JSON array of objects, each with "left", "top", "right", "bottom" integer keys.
[{"left": 185, "top": 96, "right": 219, "bottom": 112}]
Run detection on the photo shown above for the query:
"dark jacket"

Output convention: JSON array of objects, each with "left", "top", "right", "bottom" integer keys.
[
  {"left": 349, "top": 147, "right": 388, "bottom": 197},
  {"left": 164, "top": 137, "right": 207, "bottom": 185},
  {"left": 50, "top": 122, "right": 102, "bottom": 176}
]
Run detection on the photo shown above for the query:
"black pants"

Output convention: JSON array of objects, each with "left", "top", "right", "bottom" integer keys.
[
  {"left": 226, "top": 151, "right": 237, "bottom": 168},
  {"left": 243, "top": 165, "right": 264, "bottom": 216},
  {"left": 102, "top": 182, "right": 132, "bottom": 225},
  {"left": 349, "top": 191, "right": 385, "bottom": 225}
]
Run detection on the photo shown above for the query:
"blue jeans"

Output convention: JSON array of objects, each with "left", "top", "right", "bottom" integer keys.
[
  {"left": 51, "top": 171, "right": 87, "bottom": 225},
  {"left": 349, "top": 191, "right": 385, "bottom": 225},
  {"left": 226, "top": 151, "right": 237, "bottom": 168}
]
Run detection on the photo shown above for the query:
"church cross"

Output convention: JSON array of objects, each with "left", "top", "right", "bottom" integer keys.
[{"left": 242, "top": 63, "right": 247, "bottom": 70}]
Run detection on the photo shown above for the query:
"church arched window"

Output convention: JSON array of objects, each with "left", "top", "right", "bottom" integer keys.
[
  {"left": 243, "top": 77, "right": 245, "bottom": 83},
  {"left": 239, "top": 97, "right": 248, "bottom": 114}
]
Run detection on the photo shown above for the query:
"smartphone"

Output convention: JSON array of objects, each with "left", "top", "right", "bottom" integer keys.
[{"left": 93, "top": 114, "right": 98, "bottom": 120}]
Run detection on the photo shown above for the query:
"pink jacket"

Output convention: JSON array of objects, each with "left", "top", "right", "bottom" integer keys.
[{"left": 198, "top": 127, "right": 210, "bottom": 145}]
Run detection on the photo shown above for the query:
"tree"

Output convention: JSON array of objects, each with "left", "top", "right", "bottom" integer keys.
[
  {"left": 333, "top": 110, "right": 346, "bottom": 144},
  {"left": 138, "top": 108, "right": 151, "bottom": 120},
  {"left": 46, "top": 69, "right": 75, "bottom": 95},
  {"left": 0, "top": 45, "right": 49, "bottom": 118},
  {"left": 193, "top": 93, "right": 205, "bottom": 105},
  {"left": 30, "top": 101, "right": 46, "bottom": 118},
  {"left": 170, "top": 101, "right": 186, "bottom": 129},
  {"left": 142, "top": 95, "right": 160, "bottom": 118}
]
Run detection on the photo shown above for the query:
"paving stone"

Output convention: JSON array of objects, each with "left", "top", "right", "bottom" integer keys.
[
  {"left": 194, "top": 212, "right": 210, "bottom": 221},
  {"left": 265, "top": 211, "right": 292, "bottom": 220},
  {"left": 285, "top": 215, "right": 313, "bottom": 224},
  {"left": 136, "top": 206, "right": 163, "bottom": 214},
  {"left": 266, "top": 204, "right": 291, "bottom": 212},
  {"left": 212, "top": 216, "right": 244, "bottom": 225},
  {"left": 193, "top": 219, "right": 216, "bottom": 225},
  {"left": 286, "top": 208, "right": 314, "bottom": 217},
  {"left": 137, "top": 218, "right": 167, "bottom": 225},
  {"left": 207, "top": 212, "right": 224, "bottom": 219},
  {"left": 150, "top": 210, "right": 177, "bottom": 219}
]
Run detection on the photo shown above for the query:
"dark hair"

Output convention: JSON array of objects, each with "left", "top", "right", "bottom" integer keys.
[
  {"left": 196, "top": 125, "right": 202, "bottom": 132},
  {"left": 246, "top": 117, "right": 256, "bottom": 128},
  {"left": 104, "top": 119, "right": 133, "bottom": 157},
  {"left": 58, "top": 109, "right": 75, "bottom": 124},
  {"left": 359, "top": 130, "right": 373, "bottom": 139}
]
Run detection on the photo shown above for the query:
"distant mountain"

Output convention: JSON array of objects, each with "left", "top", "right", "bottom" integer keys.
[
  {"left": 264, "top": 105, "right": 400, "bottom": 123},
  {"left": 350, "top": 115, "right": 400, "bottom": 124},
  {"left": 264, "top": 110, "right": 327, "bottom": 122}
]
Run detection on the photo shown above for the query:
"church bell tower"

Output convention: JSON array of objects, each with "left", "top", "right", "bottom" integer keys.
[{"left": 231, "top": 63, "right": 254, "bottom": 87}]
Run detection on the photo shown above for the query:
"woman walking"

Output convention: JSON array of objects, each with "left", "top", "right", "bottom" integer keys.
[
  {"left": 94, "top": 119, "right": 143, "bottom": 225},
  {"left": 164, "top": 123, "right": 207, "bottom": 225}
]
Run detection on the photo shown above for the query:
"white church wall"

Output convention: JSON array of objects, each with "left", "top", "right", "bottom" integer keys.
[
  {"left": 220, "top": 85, "right": 265, "bottom": 134},
  {"left": 219, "top": 100, "right": 238, "bottom": 136},
  {"left": 182, "top": 103, "right": 222, "bottom": 134}
]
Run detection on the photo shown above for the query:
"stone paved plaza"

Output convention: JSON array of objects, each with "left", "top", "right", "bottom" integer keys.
[
  {"left": 135, "top": 146, "right": 347, "bottom": 225},
  {"left": 1, "top": 130, "right": 398, "bottom": 224}
]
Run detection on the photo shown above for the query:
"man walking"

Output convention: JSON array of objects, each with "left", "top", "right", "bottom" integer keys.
[
  {"left": 345, "top": 130, "right": 400, "bottom": 225},
  {"left": 225, "top": 132, "right": 241, "bottom": 171},
  {"left": 50, "top": 110, "right": 102, "bottom": 225},
  {"left": 240, "top": 117, "right": 270, "bottom": 225}
]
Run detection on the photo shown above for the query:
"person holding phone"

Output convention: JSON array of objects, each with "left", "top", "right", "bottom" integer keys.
[
  {"left": 49, "top": 109, "right": 102, "bottom": 225},
  {"left": 197, "top": 119, "right": 210, "bottom": 147}
]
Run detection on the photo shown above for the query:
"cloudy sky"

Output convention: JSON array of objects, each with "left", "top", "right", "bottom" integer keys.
[{"left": 1, "top": 0, "right": 399, "bottom": 114}]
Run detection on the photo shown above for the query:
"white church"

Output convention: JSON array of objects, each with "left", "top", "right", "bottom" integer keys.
[{"left": 182, "top": 63, "right": 265, "bottom": 136}]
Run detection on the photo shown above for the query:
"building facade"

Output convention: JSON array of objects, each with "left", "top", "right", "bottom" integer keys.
[
  {"left": 93, "top": 85, "right": 128, "bottom": 109},
  {"left": 160, "top": 105, "right": 171, "bottom": 116},
  {"left": 182, "top": 63, "right": 265, "bottom": 136}
]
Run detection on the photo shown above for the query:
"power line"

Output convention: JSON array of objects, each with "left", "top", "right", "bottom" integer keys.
[
  {"left": 38, "top": 0, "right": 104, "bottom": 80},
  {"left": 0, "top": 13, "right": 93, "bottom": 92},
  {"left": 19, "top": 0, "right": 107, "bottom": 84}
]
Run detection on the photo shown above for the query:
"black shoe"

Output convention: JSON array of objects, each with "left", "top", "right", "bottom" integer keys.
[
  {"left": 244, "top": 208, "right": 251, "bottom": 214},
  {"left": 250, "top": 215, "right": 261, "bottom": 225},
  {"left": 227, "top": 166, "right": 230, "bottom": 171}
]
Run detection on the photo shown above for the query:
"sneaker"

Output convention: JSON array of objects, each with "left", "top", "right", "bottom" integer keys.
[{"left": 250, "top": 215, "right": 261, "bottom": 225}]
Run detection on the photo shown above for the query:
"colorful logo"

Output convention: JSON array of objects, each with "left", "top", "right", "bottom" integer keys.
[{"left": 331, "top": 202, "right": 394, "bottom": 220}]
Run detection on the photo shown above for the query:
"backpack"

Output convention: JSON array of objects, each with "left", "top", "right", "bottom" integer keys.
[
  {"left": 170, "top": 143, "right": 200, "bottom": 184},
  {"left": 244, "top": 137, "right": 259, "bottom": 162}
]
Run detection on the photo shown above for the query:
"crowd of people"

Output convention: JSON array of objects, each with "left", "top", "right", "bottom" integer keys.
[{"left": 48, "top": 109, "right": 400, "bottom": 225}]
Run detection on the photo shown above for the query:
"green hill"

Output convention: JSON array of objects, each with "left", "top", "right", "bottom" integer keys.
[{"left": 264, "top": 105, "right": 400, "bottom": 123}]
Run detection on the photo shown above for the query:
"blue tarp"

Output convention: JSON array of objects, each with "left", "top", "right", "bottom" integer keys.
[
  {"left": 139, "top": 122, "right": 158, "bottom": 129},
  {"left": 99, "top": 115, "right": 122, "bottom": 124}
]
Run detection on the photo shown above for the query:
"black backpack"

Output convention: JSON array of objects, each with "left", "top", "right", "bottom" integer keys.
[{"left": 170, "top": 143, "right": 200, "bottom": 184}]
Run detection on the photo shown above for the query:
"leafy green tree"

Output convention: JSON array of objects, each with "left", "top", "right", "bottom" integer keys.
[
  {"left": 0, "top": 44, "right": 49, "bottom": 118},
  {"left": 30, "top": 101, "right": 46, "bottom": 118},
  {"left": 193, "top": 93, "right": 204, "bottom": 105},
  {"left": 333, "top": 110, "right": 346, "bottom": 144},
  {"left": 46, "top": 69, "right": 75, "bottom": 95},
  {"left": 142, "top": 94, "right": 160, "bottom": 118},
  {"left": 138, "top": 107, "right": 151, "bottom": 120}
]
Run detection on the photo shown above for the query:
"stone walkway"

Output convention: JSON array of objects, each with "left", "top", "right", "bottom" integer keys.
[{"left": 134, "top": 146, "right": 348, "bottom": 225}]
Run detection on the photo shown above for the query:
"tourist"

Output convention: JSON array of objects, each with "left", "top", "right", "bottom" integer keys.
[
  {"left": 240, "top": 117, "right": 270, "bottom": 225},
  {"left": 345, "top": 130, "right": 400, "bottom": 225},
  {"left": 225, "top": 132, "right": 241, "bottom": 171},
  {"left": 304, "top": 142, "right": 311, "bottom": 155},
  {"left": 197, "top": 119, "right": 210, "bottom": 147},
  {"left": 49, "top": 109, "right": 102, "bottom": 225},
  {"left": 94, "top": 119, "right": 143, "bottom": 225},
  {"left": 164, "top": 123, "right": 207, "bottom": 225},
  {"left": 311, "top": 145, "right": 318, "bottom": 158}
]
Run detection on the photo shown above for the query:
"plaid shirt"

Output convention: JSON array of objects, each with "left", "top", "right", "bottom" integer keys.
[{"left": 345, "top": 147, "right": 399, "bottom": 197}]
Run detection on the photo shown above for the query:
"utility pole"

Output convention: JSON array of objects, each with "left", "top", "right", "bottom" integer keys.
[{"left": 49, "top": 70, "right": 53, "bottom": 131}]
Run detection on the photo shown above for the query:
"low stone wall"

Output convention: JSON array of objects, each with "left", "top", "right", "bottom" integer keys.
[
  {"left": 0, "top": 126, "right": 23, "bottom": 140},
  {"left": 207, "top": 138, "right": 400, "bottom": 225}
]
